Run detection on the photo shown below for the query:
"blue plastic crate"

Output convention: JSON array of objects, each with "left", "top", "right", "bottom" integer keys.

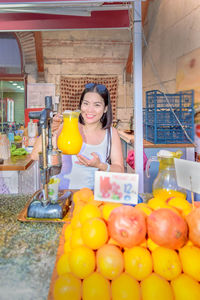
[
  {"left": 146, "top": 90, "right": 193, "bottom": 108},
  {"left": 143, "top": 90, "right": 194, "bottom": 144}
]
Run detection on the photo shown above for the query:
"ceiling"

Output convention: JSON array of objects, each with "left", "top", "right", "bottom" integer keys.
[
  {"left": 0, "top": 1, "right": 149, "bottom": 80},
  {"left": 0, "top": 80, "right": 24, "bottom": 94},
  {"left": 0, "top": 1, "right": 132, "bottom": 31}
]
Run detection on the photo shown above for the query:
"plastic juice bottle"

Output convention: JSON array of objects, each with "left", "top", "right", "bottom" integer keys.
[{"left": 57, "top": 110, "right": 83, "bottom": 155}]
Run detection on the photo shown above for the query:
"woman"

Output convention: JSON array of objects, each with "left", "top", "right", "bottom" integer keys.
[{"left": 31, "top": 83, "right": 124, "bottom": 189}]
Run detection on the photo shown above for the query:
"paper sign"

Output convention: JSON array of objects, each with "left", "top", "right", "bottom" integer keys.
[
  {"left": 94, "top": 171, "right": 139, "bottom": 205},
  {"left": 174, "top": 158, "right": 200, "bottom": 193}
]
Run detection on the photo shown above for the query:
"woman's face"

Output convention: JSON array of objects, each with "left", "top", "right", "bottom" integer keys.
[{"left": 81, "top": 92, "right": 107, "bottom": 125}]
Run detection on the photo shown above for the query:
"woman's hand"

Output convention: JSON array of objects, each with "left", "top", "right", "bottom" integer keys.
[
  {"left": 76, "top": 152, "right": 104, "bottom": 169},
  {"left": 51, "top": 113, "right": 63, "bottom": 133}
]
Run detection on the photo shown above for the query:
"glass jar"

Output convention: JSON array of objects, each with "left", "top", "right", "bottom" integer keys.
[{"left": 146, "top": 150, "right": 186, "bottom": 200}]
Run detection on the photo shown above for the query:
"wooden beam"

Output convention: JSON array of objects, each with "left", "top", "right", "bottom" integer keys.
[
  {"left": 34, "top": 32, "right": 44, "bottom": 79},
  {"left": 125, "top": 0, "right": 150, "bottom": 80}
]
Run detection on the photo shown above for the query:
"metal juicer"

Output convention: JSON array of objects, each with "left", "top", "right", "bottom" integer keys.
[{"left": 27, "top": 96, "right": 71, "bottom": 219}]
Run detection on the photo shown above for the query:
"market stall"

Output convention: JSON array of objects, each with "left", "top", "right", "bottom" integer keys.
[
  {"left": 0, "top": 0, "right": 144, "bottom": 191},
  {"left": 1, "top": 2, "right": 200, "bottom": 300}
]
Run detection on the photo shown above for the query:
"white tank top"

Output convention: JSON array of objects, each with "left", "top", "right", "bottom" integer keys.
[{"left": 57, "top": 128, "right": 111, "bottom": 190}]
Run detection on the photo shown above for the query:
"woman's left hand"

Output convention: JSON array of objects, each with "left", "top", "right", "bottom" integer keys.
[{"left": 76, "top": 152, "right": 101, "bottom": 168}]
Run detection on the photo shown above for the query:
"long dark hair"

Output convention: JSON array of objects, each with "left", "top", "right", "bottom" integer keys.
[{"left": 78, "top": 83, "right": 113, "bottom": 129}]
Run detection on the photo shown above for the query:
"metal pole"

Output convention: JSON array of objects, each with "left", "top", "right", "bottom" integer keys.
[{"left": 133, "top": 0, "right": 144, "bottom": 192}]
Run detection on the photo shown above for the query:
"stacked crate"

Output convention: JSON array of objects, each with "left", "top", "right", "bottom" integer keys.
[{"left": 143, "top": 90, "right": 194, "bottom": 144}]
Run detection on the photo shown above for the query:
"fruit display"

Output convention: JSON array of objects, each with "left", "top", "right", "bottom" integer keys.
[{"left": 52, "top": 188, "right": 200, "bottom": 300}]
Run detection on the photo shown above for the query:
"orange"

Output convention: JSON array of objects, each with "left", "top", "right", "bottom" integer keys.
[
  {"left": 107, "top": 237, "right": 121, "bottom": 248},
  {"left": 71, "top": 213, "right": 81, "bottom": 229},
  {"left": 88, "top": 194, "right": 103, "bottom": 207},
  {"left": 69, "top": 245, "right": 95, "bottom": 279},
  {"left": 124, "top": 246, "right": 153, "bottom": 281},
  {"left": 63, "top": 241, "right": 71, "bottom": 253},
  {"left": 64, "top": 224, "right": 72, "bottom": 242},
  {"left": 147, "top": 197, "right": 167, "bottom": 210},
  {"left": 147, "top": 238, "right": 159, "bottom": 252},
  {"left": 171, "top": 273, "right": 200, "bottom": 300},
  {"left": 53, "top": 273, "right": 81, "bottom": 300},
  {"left": 73, "top": 190, "right": 82, "bottom": 204},
  {"left": 102, "top": 202, "right": 122, "bottom": 221},
  {"left": 78, "top": 187, "right": 94, "bottom": 202},
  {"left": 141, "top": 272, "right": 174, "bottom": 300},
  {"left": 72, "top": 201, "right": 85, "bottom": 215},
  {"left": 152, "top": 246, "right": 182, "bottom": 280},
  {"left": 111, "top": 272, "right": 141, "bottom": 300},
  {"left": 70, "top": 227, "right": 84, "bottom": 249},
  {"left": 167, "top": 197, "right": 192, "bottom": 216},
  {"left": 136, "top": 203, "right": 153, "bottom": 216},
  {"left": 81, "top": 217, "right": 108, "bottom": 249},
  {"left": 82, "top": 272, "right": 111, "bottom": 300},
  {"left": 148, "top": 197, "right": 180, "bottom": 214},
  {"left": 96, "top": 244, "right": 124, "bottom": 280},
  {"left": 56, "top": 252, "right": 71, "bottom": 275},
  {"left": 179, "top": 245, "right": 200, "bottom": 281},
  {"left": 139, "top": 239, "right": 147, "bottom": 248},
  {"left": 79, "top": 203, "right": 102, "bottom": 224},
  {"left": 185, "top": 239, "right": 194, "bottom": 246}
]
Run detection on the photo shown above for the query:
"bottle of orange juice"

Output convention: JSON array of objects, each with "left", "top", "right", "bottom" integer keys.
[{"left": 57, "top": 110, "right": 83, "bottom": 155}]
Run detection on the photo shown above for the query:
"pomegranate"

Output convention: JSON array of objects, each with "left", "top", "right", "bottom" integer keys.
[
  {"left": 107, "top": 205, "right": 146, "bottom": 248},
  {"left": 186, "top": 207, "right": 200, "bottom": 247},
  {"left": 147, "top": 208, "right": 188, "bottom": 249}
]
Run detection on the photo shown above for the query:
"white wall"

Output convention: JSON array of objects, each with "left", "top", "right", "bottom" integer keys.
[{"left": 143, "top": 0, "right": 200, "bottom": 98}]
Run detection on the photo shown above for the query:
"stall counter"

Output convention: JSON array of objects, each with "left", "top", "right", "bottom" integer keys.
[
  {"left": 0, "top": 155, "right": 40, "bottom": 194},
  {"left": 0, "top": 193, "right": 152, "bottom": 300},
  {"left": 0, "top": 194, "right": 63, "bottom": 300}
]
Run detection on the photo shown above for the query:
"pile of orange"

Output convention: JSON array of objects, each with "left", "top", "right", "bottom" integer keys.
[{"left": 53, "top": 188, "right": 200, "bottom": 300}]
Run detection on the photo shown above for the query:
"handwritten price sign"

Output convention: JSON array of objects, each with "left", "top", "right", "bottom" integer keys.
[{"left": 94, "top": 171, "right": 139, "bottom": 205}]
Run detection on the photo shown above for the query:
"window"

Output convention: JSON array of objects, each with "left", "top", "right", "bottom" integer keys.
[{"left": 0, "top": 33, "right": 25, "bottom": 131}]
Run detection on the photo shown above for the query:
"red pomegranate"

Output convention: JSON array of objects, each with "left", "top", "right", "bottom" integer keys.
[
  {"left": 107, "top": 205, "right": 146, "bottom": 248},
  {"left": 186, "top": 207, "right": 200, "bottom": 247},
  {"left": 147, "top": 208, "right": 188, "bottom": 249}
]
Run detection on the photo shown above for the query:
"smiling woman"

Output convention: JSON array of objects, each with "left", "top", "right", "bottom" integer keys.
[{"left": 31, "top": 82, "right": 124, "bottom": 190}]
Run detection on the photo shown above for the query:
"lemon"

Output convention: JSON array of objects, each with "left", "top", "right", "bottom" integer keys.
[
  {"left": 56, "top": 253, "right": 71, "bottom": 276},
  {"left": 82, "top": 272, "right": 111, "bottom": 300},
  {"left": 79, "top": 203, "right": 102, "bottom": 224},
  {"left": 141, "top": 273, "right": 174, "bottom": 300},
  {"left": 124, "top": 246, "right": 153, "bottom": 281},
  {"left": 53, "top": 273, "right": 81, "bottom": 300},
  {"left": 102, "top": 203, "right": 122, "bottom": 221},
  {"left": 111, "top": 272, "right": 141, "bottom": 300},
  {"left": 70, "top": 227, "right": 84, "bottom": 249},
  {"left": 152, "top": 246, "right": 182, "bottom": 280},
  {"left": 179, "top": 245, "right": 200, "bottom": 281},
  {"left": 171, "top": 273, "right": 200, "bottom": 300},
  {"left": 81, "top": 217, "right": 108, "bottom": 250},
  {"left": 69, "top": 245, "right": 95, "bottom": 279}
]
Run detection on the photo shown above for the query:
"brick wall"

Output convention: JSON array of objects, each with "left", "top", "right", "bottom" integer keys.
[{"left": 27, "top": 29, "right": 133, "bottom": 130}]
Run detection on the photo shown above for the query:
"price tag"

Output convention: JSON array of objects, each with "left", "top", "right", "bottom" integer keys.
[
  {"left": 94, "top": 171, "right": 139, "bottom": 205},
  {"left": 174, "top": 158, "right": 200, "bottom": 193}
]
